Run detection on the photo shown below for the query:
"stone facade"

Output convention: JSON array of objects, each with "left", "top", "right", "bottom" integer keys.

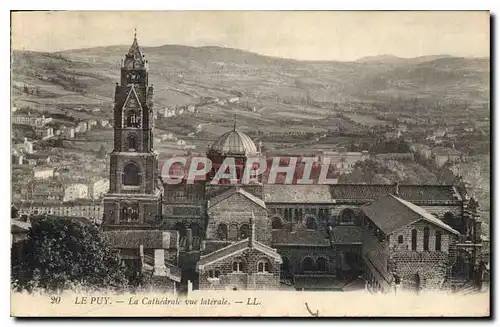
[
  {"left": 363, "top": 219, "right": 458, "bottom": 293},
  {"left": 275, "top": 246, "right": 335, "bottom": 275},
  {"left": 198, "top": 247, "right": 280, "bottom": 291},
  {"left": 206, "top": 190, "right": 270, "bottom": 246}
]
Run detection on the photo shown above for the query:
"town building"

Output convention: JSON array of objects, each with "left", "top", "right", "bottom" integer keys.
[
  {"left": 88, "top": 178, "right": 110, "bottom": 200},
  {"left": 64, "top": 183, "right": 89, "bottom": 202},
  {"left": 25, "top": 179, "right": 65, "bottom": 201},
  {"left": 33, "top": 167, "right": 54, "bottom": 180},
  {"left": 432, "top": 146, "right": 463, "bottom": 168},
  {"left": 12, "top": 113, "right": 52, "bottom": 127},
  {"left": 35, "top": 126, "right": 54, "bottom": 139},
  {"left": 17, "top": 199, "right": 104, "bottom": 223},
  {"left": 23, "top": 138, "right": 34, "bottom": 154},
  {"left": 24, "top": 152, "right": 51, "bottom": 166}
]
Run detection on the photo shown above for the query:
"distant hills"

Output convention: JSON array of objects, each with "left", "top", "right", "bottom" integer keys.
[{"left": 11, "top": 44, "right": 490, "bottom": 130}]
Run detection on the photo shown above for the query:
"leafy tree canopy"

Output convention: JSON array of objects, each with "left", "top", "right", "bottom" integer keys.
[{"left": 12, "top": 216, "right": 128, "bottom": 293}]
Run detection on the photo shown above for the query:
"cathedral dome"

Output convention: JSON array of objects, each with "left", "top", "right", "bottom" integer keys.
[{"left": 209, "top": 128, "right": 258, "bottom": 156}]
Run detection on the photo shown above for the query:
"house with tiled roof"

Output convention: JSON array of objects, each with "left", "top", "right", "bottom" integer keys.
[
  {"left": 104, "top": 230, "right": 182, "bottom": 291},
  {"left": 360, "top": 194, "right": 460, "bottom": 293}
]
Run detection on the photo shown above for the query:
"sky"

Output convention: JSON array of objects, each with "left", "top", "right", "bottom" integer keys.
[{"left": 11, "top": 11, "right": 490, "bottom": 61}]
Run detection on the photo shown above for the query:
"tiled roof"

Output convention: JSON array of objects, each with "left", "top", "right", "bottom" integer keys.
[
  {"left": 329, "top": 226, "right": 363, "bottom": 244},
  {"left": 208, "top": 187, "right": 266, "bottom": 209},
  {"left": 263, "top": 185, "right": 332, "bottom": 203},
  {"left": 103, "top": 230, "right": 178, "bottom": 249},
  {"left": 272, "top": 229, "right": 331, "bottom": 246},
  {"left": 330, "top": 184, "right": 461, "bottom": 202},
  {"left": 361, "top": 194, "right": 460, "bottom": 235},
  {"left": 11, "top": 219, "right": 31, "bottom": 233},
  {"left": 197, "top": 238, "right": 281, "bottom": 269},
  {"left": 264, "top": 184, "right": 462, "bottom": 203}
]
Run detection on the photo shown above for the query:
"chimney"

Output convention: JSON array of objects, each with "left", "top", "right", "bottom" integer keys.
[
  {"left": 139, "top": 244, "right": 144, "bottom": 266},
  {"left": 249, "top": 212, "right": 256, "bottom": 248},
  {"left": 186, "top": 228, "right": 193, "bottom": 252},
  {"left": 153, "top": 249, "right": 167, "bottom": 276},
  {"left": 394, "top": 182, "right": 399, "bottom": 196}
]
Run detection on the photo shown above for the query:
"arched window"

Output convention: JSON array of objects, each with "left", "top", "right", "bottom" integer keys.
[
  {"left": 229, "top": 224, "right": 238, "bottom": 241},
  {"left": 127, "top": 134, "right": 137, "bottom": 151},
  {"left": 272, "top": 217, "right": 283, "bottom": 230},
  {"left": 123, "top": 163, "right": 140, "bottom": 186},
  {"left": 303, "top": 257, "right": 315, "bottom": 271},
  {"left": 232, "top": 259, "right": 244, "bottom": 272},
  {"left": 217, "top": 223, "right": 228, "bottom": 240},
  {"left": 305, "top": 216, "right": 317, "bottom": 230},
  {"left": 340, "top": 209, "right": 355, "bottom": 224},
  {"left": 189, "top": 222, "right": 201, "bottom": 237},
  {"left": 435, "top": 230, "right": 442, "bottom": 251},
  {"left": 174, "top": 222, "right": 186, "bottom": 238},
  {"left": 316, "top": 257, "right": 328, "bottom": 272},
  {"left": 121, "top": 205, "right": 139, "bottom": 221},
  {"left": 411, "top": 229, "right": 417, "bottom": 251},
  {"left": 398, "top": 235, "right": 404, "bottom": 244},
  {"left": 423, "top": 227, "right": 430, "bottom": 251},
  {"left": 239, "top": 224, "right": 250, "bottom": 239},
  {"left": 126, "top": 111, "right": 140, "bottom": 128},
  {"left": 258, "top": 259, "right": 271, "bottom": 273},
  {"left": 284, "top": 208, "right": 290, "bottom": 221}
]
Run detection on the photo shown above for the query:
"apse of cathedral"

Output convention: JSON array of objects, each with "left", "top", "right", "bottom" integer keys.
[{"left": 103, "top": 34, "right": 487, "bottom": 293}]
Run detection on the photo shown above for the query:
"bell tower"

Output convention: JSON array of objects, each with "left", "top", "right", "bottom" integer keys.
[{"left": 102, "top": 31, "right": 162, "bottom": 231}]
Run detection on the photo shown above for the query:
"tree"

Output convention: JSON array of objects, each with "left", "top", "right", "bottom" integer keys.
[{"left": 11, "top": 216, "right": 128, "bottom": 293}]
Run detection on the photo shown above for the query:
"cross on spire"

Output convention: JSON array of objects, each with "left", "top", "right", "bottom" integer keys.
[
  {"left": 134, "top": 28, "right": 137, "bottom": 39},
  {"left": 233, "top": 114, "right": 237, "bottom": 131}
]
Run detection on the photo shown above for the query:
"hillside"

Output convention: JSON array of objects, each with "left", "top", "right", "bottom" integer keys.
[{"left": 11, "top": 45, "right": 490, "bottom": 142}]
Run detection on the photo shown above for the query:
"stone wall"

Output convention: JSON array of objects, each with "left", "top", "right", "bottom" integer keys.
[
  {"left": 275, "top": 246, "right": 335, "bottom": 274},
  {"left": 198, "top": 248, "right": 280, "bottom": 291},
  {"left": 419, "top": 205, "right": 463, "bottom": 220},
  {"left": 389, "top": 221, "right": 451, "bottom": 253},
  {"left": 363, "top": 220, "right": 458, "bottom": 292},
  {"left": 207, "top": 193, "right": 271, "bottom": 245}
]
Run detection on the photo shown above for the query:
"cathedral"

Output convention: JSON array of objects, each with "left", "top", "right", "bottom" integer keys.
[{"left": 102, "top": 34, "right": 487, "bottom": 293}]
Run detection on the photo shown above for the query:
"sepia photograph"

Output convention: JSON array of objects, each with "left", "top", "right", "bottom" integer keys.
[{"left": 9, "top": 10, "right": 491, "bottom": 317}]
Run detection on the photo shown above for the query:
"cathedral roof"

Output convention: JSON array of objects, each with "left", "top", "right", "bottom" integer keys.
[
  {"left": 208, "top": 128, "right": 258, "bottom": 156},
  {"left": 196, "top": 238, "right": 282, "bottom": 270},
  {"left": 208, "top": 187, "right": 266, "bottom": 209},
  {"left": 361, "top": 194, "right": 460, "bottom": 236},
  {"left": 263, "top": 184, "right": 463, "bottom": 203}
]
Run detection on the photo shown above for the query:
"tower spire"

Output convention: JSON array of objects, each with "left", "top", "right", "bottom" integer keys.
[
  {"left": 233, "top": 114, "right": 237, "bottom": 131},
  {"left": 134, "top": 28, "right": 137, "bottom": 40}
]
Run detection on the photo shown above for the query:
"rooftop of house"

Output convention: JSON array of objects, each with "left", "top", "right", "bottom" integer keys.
[
  {"left": 103, "top": 230, "right": 179, "bottom": 250},
  {"left": 361, "top": 194, "right": 460, "bottom": 236}
]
